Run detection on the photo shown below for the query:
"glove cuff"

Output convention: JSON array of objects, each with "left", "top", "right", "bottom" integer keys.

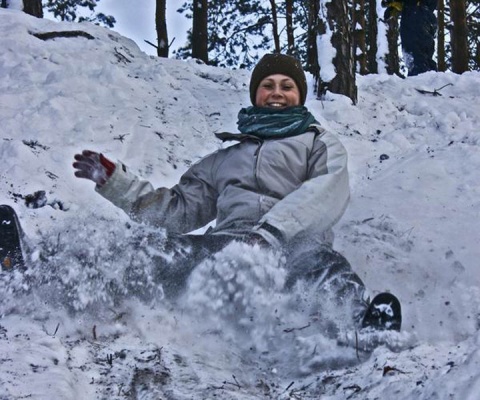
[{"left": 100, "top": 153, "right": 116, "bottom": 178}]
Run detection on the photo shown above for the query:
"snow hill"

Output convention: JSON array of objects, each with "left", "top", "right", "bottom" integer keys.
[{"left": 1, "top": 8, "right": 480, "bottom": 400}]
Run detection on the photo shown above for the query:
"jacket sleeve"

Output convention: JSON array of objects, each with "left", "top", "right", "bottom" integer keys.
[
  {"left": 252, "top": 129, "right": 350, "bottom": 247},
  {"left": 96, "top": 157, "right": 218, "bottom": 234}
]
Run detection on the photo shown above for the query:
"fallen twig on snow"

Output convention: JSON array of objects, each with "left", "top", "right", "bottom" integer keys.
[
  {"left": 415, "top": 83, "right": 453, "bottom": 96},
  {"left": 283, "top": 322, "right": 311, "bottom": 333},
  {"left": 223, "top": 374, "right": 241, "bottom": 389},
  {"left": 344, "top": 384, "right": 362, "bottom": 398},
  {"left": 31, "top": 30, "right": 94, "bottom": 41},
  {"left": 383, "top": 365, "right": 408, "bottom": 376},
  {"left": 113, "top": 47, "right": 131, "bottom": 63}
]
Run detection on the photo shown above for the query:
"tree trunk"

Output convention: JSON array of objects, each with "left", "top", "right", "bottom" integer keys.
[
  {"left": 475, "top": 42, "right": 480, "bottom": 71},
  {"left": 1, "top": 0, "right": 8, "bottom": 9},
  {"left": 385, "top": 15, "right": 401, "bottom": 75},
  {"left": 23, "top": 0, "right": 43, "bottom": 18},
  {"left": 285, "top": 0, "right": 295, "bottom": 55},
  {"left": 156, "top": 0, "right": 169, "bottom": 57},
  {"left": 450, "top": 0, "right": 469, "bottom": 73},
  {"left": 437, "top": 0, "right": 446, "bottom": 71},
  {"left": 354, "top": 0, "right": 368, "bottom": 74},
  {"left": 306, "top": 0, "right": 320, "bottom": 82},
  {"left": 269, "top": 0, "right": 281, "bottom": 53},
  {"left": 366, "top": 0, "right": 378, "bottom": 74},
  {"left": 318, "top": 0, "right": 357, "bottom": 104},
  {"left": 191, "top": 0, "right": 208, "bottom": 63}
]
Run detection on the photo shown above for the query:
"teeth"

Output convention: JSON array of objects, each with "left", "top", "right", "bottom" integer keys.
[{"left": 269, "top": 103, "right": 285, "bottom": 108}]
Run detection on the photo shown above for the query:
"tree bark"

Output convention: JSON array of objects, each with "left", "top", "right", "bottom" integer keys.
[
  {"left": 475, "top": 42, "right": 480, "bottom": 71},
  {"left": 306, "top": 0, "right": 320, "bottom": 81},
  {"left": 269, "top": 0, "right": 281, "bottom": 53},
  {"left": 366, "top": 0, "right": 378, "bottom": 74},
  {"left": 385, "top": 15, "right": 401, "bottom": 75},
  {"left": 318, "top": 0, "right": 357, "bottom": 104},
  {"left": 437, "top": 0, "right": 446, "bottom": 71},
  {"left": 191, "top": 0, "right": 208, "bottom": 63},
  {"left": 354, "top": 0, "right": 368, "bottom": 74},
  {"left": 156, "top": 0, "right": 169, "bottom": 57},
  {"left": 23, "top": 0, "right": 43, "bottom": 18},
  {"left": 450, "top": 0, "right": 469, "bottom": 73},
  {"left": 285, "top": 0, "right": 295, "bottom": 55}
]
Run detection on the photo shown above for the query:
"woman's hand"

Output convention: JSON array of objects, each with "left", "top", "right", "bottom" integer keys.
[{"left": 73, "top": 150, "right": 116, "bottom": 186}]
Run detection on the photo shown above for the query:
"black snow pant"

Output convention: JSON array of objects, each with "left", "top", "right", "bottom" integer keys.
[
  {"left": 145, "top": 233, "right": 234, "bottom": 298},
  {"left": 283, "top": 235, "right": 367, "bottom": 325},
  {"left": 141, "top": 233, "right": 367, "bottom": 324}
]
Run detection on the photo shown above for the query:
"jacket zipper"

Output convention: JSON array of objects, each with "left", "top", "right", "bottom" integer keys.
[{"left": 253, "top": 139, "right": 264, "bottom": 194}]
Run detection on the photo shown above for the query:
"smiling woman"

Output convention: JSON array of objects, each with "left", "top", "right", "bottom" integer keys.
[{"left": 69, "top": 53, "right": 404, "bottom": 333}]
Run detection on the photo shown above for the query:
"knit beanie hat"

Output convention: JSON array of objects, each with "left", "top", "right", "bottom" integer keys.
[{"left": 249, "top": 53, "right": 307, "bottom": 105}]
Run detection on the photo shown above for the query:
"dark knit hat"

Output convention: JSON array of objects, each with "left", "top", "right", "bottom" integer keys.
[{"left": 250, "top": 53, "right": 307, "bottom": 105}]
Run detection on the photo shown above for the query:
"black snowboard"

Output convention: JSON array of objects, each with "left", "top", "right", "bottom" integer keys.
[
  {"left": 361, "top": 292, "right": 402, "bottom": 331},
  {"left": 0, "top": 205, "right": 25, "bottom": 270}
]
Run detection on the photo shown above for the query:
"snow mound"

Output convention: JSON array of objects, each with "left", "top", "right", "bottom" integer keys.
[{"left": 1, "top": 8, "right": 480, "bottom": 400}]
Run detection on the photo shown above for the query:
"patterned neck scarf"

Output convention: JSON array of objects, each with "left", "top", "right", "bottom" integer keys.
[{"left": 237, "top": 106, "right": 316, "bottom": 139}]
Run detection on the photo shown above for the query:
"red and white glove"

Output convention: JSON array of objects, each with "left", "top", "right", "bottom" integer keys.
[{"left": 73, "top": 150, "right": 116, "bottom": 186}]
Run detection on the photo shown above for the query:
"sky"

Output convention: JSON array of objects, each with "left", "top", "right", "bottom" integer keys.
[
  {"left": 95, "top": 0, "right": 188, "bottom": 56},
  {"left": 1, "top": 7, "right": 480, "bottom": 400}
]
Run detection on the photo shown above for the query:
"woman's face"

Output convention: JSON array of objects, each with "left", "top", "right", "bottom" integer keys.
[{"left": 255, "top": 74, "right": 301, "bottom": 108}]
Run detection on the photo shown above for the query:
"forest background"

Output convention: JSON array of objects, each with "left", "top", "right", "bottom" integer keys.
[{"left": 3, "top": 0, "right": 479, "bottom": 105}]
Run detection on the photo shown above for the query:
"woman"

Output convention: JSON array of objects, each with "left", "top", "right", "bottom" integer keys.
[{"left": 73, "top": 54, "right": 401, "bottom": 331}]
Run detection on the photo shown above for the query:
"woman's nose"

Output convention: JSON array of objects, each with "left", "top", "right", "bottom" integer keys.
[{"left": 271, "top": 86, "right": 283, "bottom": 96}]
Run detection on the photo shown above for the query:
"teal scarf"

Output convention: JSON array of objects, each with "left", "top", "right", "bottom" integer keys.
[{"left": 237, "top": 106, "right": 316, "bottom": 139}]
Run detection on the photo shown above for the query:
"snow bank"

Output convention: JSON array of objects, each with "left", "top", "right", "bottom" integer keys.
[{"left": 1, "top": 8, "right": 480, "bottom": 399}]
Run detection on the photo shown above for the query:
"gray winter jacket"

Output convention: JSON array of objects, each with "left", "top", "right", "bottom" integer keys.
[{"left": 96, "top": 124, "right": 350, "bottom": 248}]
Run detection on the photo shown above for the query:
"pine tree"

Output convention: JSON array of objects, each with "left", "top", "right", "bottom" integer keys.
[
  {"left": 437, "top": 0, "right": 447, "bottom": 71},
  {"left": 305, "top": 0, "right": 320, "bottom": 79},
  {"left": 285, "top": 0, "right": 295, "bottom": 55},
  {"left": 317, "top": 0, "right": 357, "bottom": 103},
  {"left": 156, "top": 0, "right": 169, "bottom": 57},
  {"left": 384, "top": 7, "right": 401, "bottom": 75},
  {"left": 450, "top": 0, "right": 469, "bottom": 73},
  {"left": 45, "top": 0, "right": 115, "bottom": 28},
  {"left": 354, "top": 0, "right": 368, "bottom": 74},
  {"left": 177, "top": 0, "right": 272, "bottom": 68},
  {"left": 269, "top": 0, "right": 281, "bottom": 52},
  {"left": 191, "top": 0, "right": 208, "bottom": 63},
  {"left": 466, "top": 0, "right": 480, "bottom": 70},
  {"left": 366, "top": 0, "right": 379, "bottom": 74},
  {"left": 437, "top": 0, "right": 479, "bottom": 72},
  {"left": 24, "top": 0, "right": 43, "bottom": 17}
]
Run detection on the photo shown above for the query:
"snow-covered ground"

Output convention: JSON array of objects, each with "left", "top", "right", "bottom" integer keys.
[{"left": 1, "top": 8, "right": 480, "bottom": 399}]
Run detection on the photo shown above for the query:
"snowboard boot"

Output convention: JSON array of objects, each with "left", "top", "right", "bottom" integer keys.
[
  {"left": 0, "top": 205, "right": 25, "bottom": 271},
  {"left": 361, "top": 292, "right": 401, "bottom": 332}
]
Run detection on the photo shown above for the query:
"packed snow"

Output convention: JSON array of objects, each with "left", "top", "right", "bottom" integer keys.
[{"left": 1, "top": 8, "right": 480, "bottom": 400}]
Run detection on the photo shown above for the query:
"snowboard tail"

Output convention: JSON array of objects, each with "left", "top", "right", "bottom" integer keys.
[{"left": 0, "top": 205, "right": 25, "bottom": 270}]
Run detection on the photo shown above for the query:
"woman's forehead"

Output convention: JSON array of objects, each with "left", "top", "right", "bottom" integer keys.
[{"left": 260, "top": 74, "right": 295, "bottom": 82}]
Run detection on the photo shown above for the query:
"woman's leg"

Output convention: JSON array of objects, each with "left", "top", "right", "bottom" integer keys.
[
  {"left": 125, "top": 233, "right": 234, "bottom": 299},
  {"left": 284, "top": 239, "right": 367, "bottom": 327}
]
